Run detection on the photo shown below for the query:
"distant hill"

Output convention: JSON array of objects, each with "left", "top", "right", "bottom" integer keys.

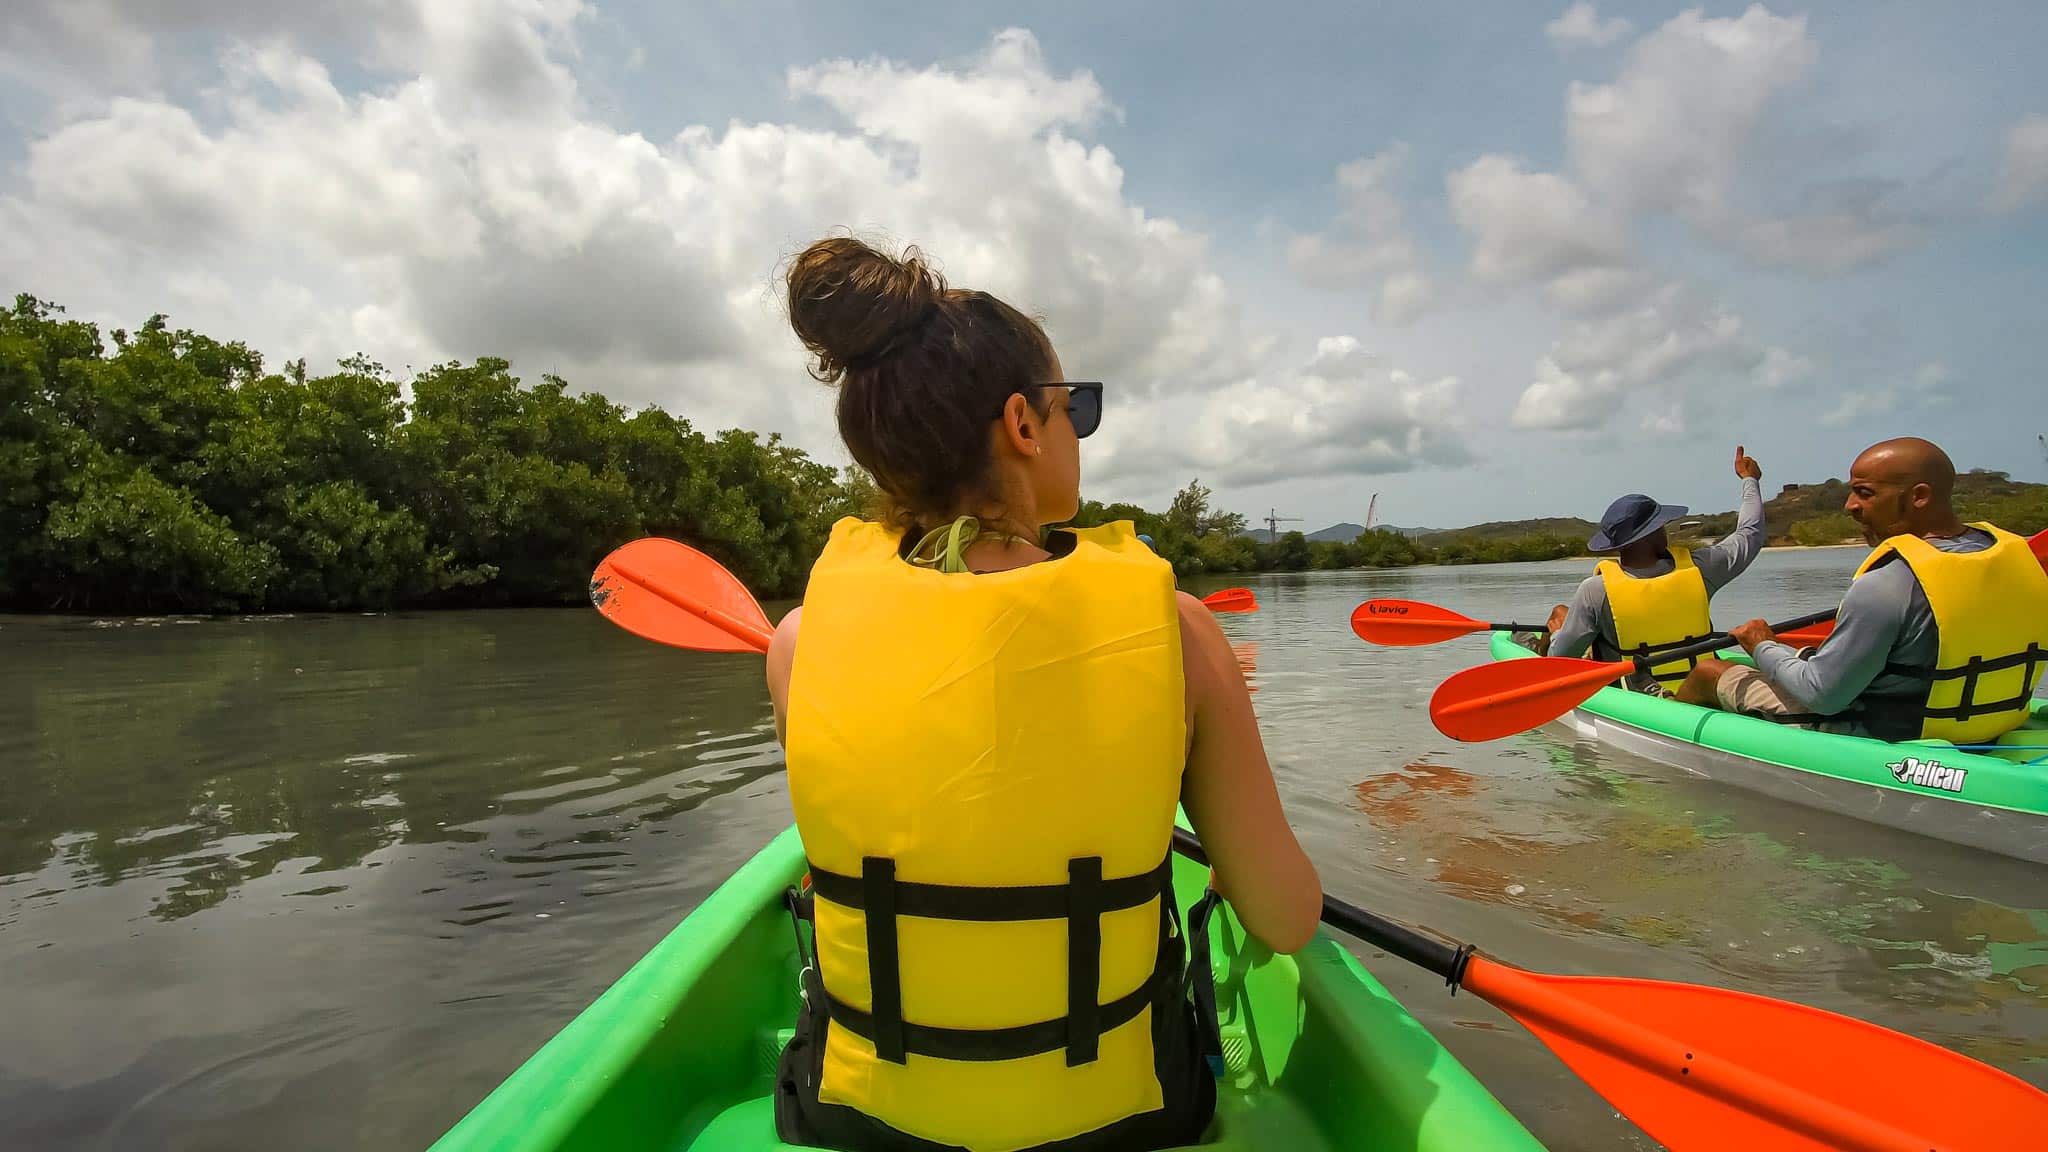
[
  {"left": 1680, "top": 469, "right": 2047, "bottom": 545},
  {"left": 1307, "top": 522, "right": 1365, "bottom": 542},
  {"left": 1270, "top": 469, "right": 2045, "bottom": 552},
  {"left": 1414, "top": 517, "right": 1597, "bottom": 543}
]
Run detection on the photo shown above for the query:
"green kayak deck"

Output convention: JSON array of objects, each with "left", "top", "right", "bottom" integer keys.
[
  {"left": 428, "top": 823, "right": 1545, "bottom": 1151},
  {"left": 1489, "top": 630, "right": 2048, "bottom": 863}
]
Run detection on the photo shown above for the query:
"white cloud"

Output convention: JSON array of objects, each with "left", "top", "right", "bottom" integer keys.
[
  {"left": 1757, "top": 346, "right": 1815, "bottom": 389},
  {"left": 1560, "top": 4, "right": 1915, "bottom": 273},
  {"left": 1993, "top": 113, "right": 2048, "bottom": 212},
  {"left": 1513, "top": 356, "right": 1606, "bottom": 431},
  {"left": 1566, "top": 5, "right": 1814, "bottom": 225},
  {"left": 1510, "top": 283, "right": 1797, "bottom": 431},
  {"left": 1097, "top": 336, "right": 1469, "bottom": 488},
  {"left": 1288, "top": 145, "right": 1435, "bottom": 325},
  {"left": 1820, "top": 362, "right": 1952, "bottom": 426},
  {"left": 1546, "top": 3, "right": 1633, "bottom": 49},
  {"left": 0, "top": 9, "right": 1467, "bottom": 493},
  {"left": 1446, "top": 154, "right": 1628, "bottom": 293},
  {"left": 1820, "top": 388, "right": 1898, "bottom": 427}
]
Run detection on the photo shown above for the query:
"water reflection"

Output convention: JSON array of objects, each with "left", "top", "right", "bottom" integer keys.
[{"left": 0, "top": 612, "right": 782, "bottom": 922}]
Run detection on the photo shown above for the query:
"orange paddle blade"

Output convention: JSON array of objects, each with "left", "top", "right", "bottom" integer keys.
[
  {"left": 1464, "top": 956, "right": 2048, "bottom": 1152},
  {"left": 1429, "top": 656, "right": 1628, "bottom": 741},
  {"left": 590, "top": 537, "right": 775, "bottom": 654},
  {"left": 1775, "top": 618, "right": 1835, "bottom": 648},
  {"left": 1351, "top": 598, "right": 1488, "bottom": 646},
  {"left": 1202, "top": 587, "right": 1258, "bottom": 613},
  {"left": 2032, "top": 527, "right": 2048, "bottom": 567}
]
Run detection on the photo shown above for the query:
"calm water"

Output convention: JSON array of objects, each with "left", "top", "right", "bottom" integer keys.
[{"left": 4, "top": 547, "right": 2046, "bottom": 1150}]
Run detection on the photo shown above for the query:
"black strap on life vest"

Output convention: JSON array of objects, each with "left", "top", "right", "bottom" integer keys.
[
  {"left": 804, "top": 852, "right": 1175, "bottom": 1067},
  {"left": 1918, "top": 645, "right": 2048, "bottom": 722},
  {"left": 1625, "top": 631, "right": 1716, "bottom": 684}
]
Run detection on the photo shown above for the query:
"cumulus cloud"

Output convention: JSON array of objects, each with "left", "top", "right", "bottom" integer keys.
[
  {"left": 1446, "top": 153, "right": 1628, "bottom": 299},
  {"left": 1562, "top": 5, "right": 1915, "bottom": 273},
  {"left": 1820, "top": 388, "right": 1899, "bottom": 427},
  {"left": 1993, "top": 113, "right": 2048, "bottom": 212},
  {"left": 1510, "top": 283, "right": 1799, "bottom": 432},
  {"left": 1567, "top": 6, "right": 1814, "bottom": 224},
  {"left": 1288, "top": 145, "right": 1435, "bottom": 325},
  {"left": 1757, "top": 347, "right": 1815, "bottom": 389},
  {"left": 0, "top": 6, "right": 1467, "bottom": 492},
  {"left": 1819, "top": 361, "right": 1952, "bottom": 427},
  {"left": 1546, "top": 3, "right": 1633, "bottom": 49},
  {"left": 1096, "top": 336, "right": 1469, "bottom": 488}
]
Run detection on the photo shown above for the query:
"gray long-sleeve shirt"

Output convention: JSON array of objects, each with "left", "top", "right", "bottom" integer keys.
[
  {"left": 1550, "top": 477, "right": 1766, "bottom": 671},
  {"left": 1751, "top": 529, "right": 1993, "bottom": 732}
]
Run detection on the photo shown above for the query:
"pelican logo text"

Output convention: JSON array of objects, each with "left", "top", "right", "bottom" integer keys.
[
  {"left": 1887, "top": 756, "right": 1967, "bottom": 794},
  {"left": 1368, "top": 603, "right": 1408, "bottom": 616}
]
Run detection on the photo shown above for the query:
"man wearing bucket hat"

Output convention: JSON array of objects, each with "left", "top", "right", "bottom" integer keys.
[{"left": 1540, "top": 446, "right": 1766, "bottom": 694}]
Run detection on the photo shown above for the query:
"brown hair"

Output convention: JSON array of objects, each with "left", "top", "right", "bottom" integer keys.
[{"left": 785, "top": 236, "right": 1055, "bottom": 533}]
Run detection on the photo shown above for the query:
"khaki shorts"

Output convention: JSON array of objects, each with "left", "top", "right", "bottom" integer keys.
[
  {"left": 1715, "top": 665, "right": 1798, "bottom": 717},
  {"left": 1715, "top": 666, "right": 1868, "bottom": 736}
]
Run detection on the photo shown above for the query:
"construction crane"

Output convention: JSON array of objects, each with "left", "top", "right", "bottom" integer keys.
[
  {"left": 1263, "top": 508, "right": 1303, "bottom": 542},
  {"left": 1365, "top": 493, "right": 1378, "bottom": 532}
]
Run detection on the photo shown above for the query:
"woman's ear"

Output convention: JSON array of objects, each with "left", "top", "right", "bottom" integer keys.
[{"left": 999, "top": 391, "right": 1041, "bottom": 458}]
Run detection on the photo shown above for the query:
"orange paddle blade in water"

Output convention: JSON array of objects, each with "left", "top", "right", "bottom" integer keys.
[
  {"left": 590, "top": 538, "right": 774, "bottom": 654},
  {"left": 1201, "top": 587, "right": 1258, "bottom": 613},
  {"left": 1464, "top": 956, "right": 2048, "bottom": 1152},
  {"left": 1350, "top": 599, "right": 1490, "bottom": 645},
  {"left": 1429, "top": 656, "right": 1628, "bottom": 741}
]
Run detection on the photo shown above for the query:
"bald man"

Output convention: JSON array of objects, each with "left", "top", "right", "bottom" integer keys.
[{"left": 1678, "top": 438, "right": 2048, "bottom": 744}]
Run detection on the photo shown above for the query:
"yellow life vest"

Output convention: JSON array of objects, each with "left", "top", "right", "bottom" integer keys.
[
  {"left": 785, "top": 517, "right": 1188, "bottom": 1151},
  {"left": 1851, "top": 524, "right": 2048, "bottom": 743},
  {"left": 1597, "top": 547, "right": 1715, "bottom": 688}
]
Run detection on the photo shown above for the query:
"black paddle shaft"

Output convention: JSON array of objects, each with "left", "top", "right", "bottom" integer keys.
[
  {"left": 1169, "top": 829, "right": 1474, "bottom": 988},
  {"left": 1632, "top": 607, "right": 1839, "bottom": 671}
]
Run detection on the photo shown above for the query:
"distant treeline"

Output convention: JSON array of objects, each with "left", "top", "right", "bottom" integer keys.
[
  {"left": 1070, "top": 481, "right": 1587, "bottom": 575},
  {"left": 2, "top": 294, "right": 1716, "bottom": 614},
  {"left": 2, "top": 295, "right": 852, "bottom": 612}
]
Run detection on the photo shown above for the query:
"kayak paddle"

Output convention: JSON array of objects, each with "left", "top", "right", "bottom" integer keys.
[
  {"left": 1352, "top": 598, "right": 1835, "bottom": 649},
  {"left": 1170, "top": 828, "right": 2048, "bottom": 1152},
  {"left": 1429, "top": 608, "right": 1839, "bottom": 742},
  {"left": 589, "top": 537, "right": 776, "bottom": 653},
  {"left": 1202, "top": 587, "right": 1258, "bottom": 614},
  {"left": 593, "top": 537, "right": 2048, "bottom": 1151},
  {"left": 1350, "top": 599, "right": 1551, "bottom": 645}
]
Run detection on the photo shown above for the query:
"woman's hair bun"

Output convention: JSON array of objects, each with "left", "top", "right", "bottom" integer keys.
[{"left": 786, "top": 236, "right": 944, "bottom": 380}]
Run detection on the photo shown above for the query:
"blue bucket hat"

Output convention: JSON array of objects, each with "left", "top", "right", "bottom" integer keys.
[{"left": 1588, "top": 493, "right": 1688, "bottom": 552}]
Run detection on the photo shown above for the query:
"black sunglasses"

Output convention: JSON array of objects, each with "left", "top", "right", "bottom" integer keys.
[{"left": 1051, "top": 382, "right": 1103, "bottom": 439}]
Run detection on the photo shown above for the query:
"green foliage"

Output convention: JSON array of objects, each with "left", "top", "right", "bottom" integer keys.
[
  {"left": 1789, "top": 514, "right": 1860, "bottom": 546},
  {"left": 2, "top": 296, "right": 850, "bottom": 611},
  {"left": 1686, "top": 469, "right": 2048, "bottom": 544}
]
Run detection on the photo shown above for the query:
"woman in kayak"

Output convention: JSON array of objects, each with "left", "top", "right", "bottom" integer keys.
[{"left": 763, "top": 236, "right": 1322, "bottom": 1152}]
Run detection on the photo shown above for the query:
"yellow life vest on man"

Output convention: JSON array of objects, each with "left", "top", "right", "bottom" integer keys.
[
  {"left": 1597, "top": 547, "right": 1715, "bottom": 688},
  {"left": 785, "top": 517, "right": 1189, "bottom": 1151},
  {"left": 1851, "top": 524, "right": 2048, "bottom": 744}
]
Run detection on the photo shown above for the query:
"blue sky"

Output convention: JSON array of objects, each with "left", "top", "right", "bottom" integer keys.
[{"left": 3, "top": 1, "right": 2045, "bottom": 530}]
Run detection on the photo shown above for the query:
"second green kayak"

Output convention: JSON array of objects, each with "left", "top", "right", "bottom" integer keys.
[
  {"left": 427, "top": 822, "right": 1547, "bottom": 1151},
  {"left": 1490, "top": 629, "right": 2048, "bottom": 862}
]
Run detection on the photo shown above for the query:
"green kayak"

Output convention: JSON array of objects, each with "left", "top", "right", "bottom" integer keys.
[
  {"left": 428, "top": 822, "right": 1546, "bottom": 1151},
  {"left": 1489, "top": 630, "right": 2048, "bottom": 862}
]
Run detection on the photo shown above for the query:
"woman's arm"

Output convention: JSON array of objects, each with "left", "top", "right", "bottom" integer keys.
[{"left": 1175, "top": 592, "right": 1322, "bottom": 953}]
